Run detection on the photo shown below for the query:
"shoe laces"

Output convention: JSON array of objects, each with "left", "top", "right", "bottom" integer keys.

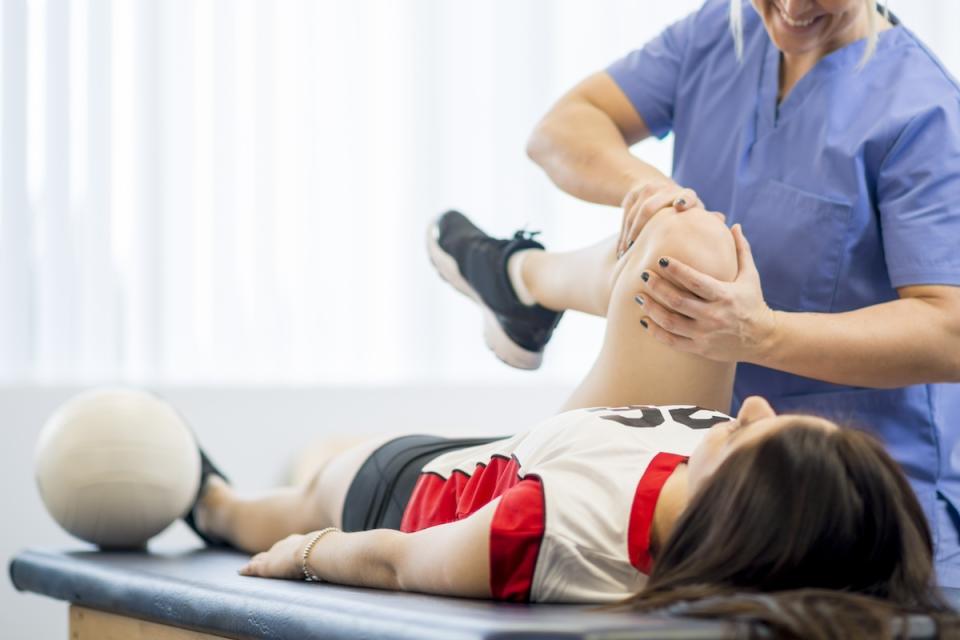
[{"left": 512, "top": 228, "right": 541, "bottom": 242}]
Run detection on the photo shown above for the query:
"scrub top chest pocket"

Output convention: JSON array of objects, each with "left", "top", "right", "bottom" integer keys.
[{"left": 740, "top": 179, "right": 854, "bottom": 313}]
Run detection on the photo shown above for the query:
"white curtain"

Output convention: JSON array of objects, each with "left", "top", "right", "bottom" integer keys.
[{"left": 2, "top": 0, "right": 959, "bottom": 386}]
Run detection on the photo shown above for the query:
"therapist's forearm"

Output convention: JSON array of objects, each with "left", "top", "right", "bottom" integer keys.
[
  {"left": 754, "top": 298, "right": 960, "bottom": 388},
  {"left": 526, "top": 102, "right": 670, "bottom": 207}
]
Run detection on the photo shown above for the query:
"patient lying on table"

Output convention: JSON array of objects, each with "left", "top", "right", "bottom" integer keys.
[{"left": 183, "top": 211, "right": 956, "bottom": 638}]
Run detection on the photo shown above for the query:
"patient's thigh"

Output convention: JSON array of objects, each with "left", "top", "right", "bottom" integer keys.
[
  {"left": 561, "top": 209, "right": 737, "bottom": 413},
  {"left": 300, "top": 435, "right": 397, "bottom": 530}
]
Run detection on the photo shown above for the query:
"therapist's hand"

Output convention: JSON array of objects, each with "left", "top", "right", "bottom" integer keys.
[
  {"left": 618, "top": 181, "right": 704, "bottom": 259},
  {"left": 637, "top": 224, "right": 777, "bottom": 362}
]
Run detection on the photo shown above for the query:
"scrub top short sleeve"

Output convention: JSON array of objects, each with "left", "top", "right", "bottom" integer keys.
[
  {"left": 605, "top": 6, "right": 702, "bottom": 140},
  {"left": 878, "top": 102, "right": 960, "bottom": 288}
]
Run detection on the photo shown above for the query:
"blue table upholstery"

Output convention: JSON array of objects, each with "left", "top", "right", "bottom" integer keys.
[
  {"left": 9, "top": 547, "right": 730, "bottom": 639},
  {"left": 8, "top": 547, "right": 953, "bottom": 639}
]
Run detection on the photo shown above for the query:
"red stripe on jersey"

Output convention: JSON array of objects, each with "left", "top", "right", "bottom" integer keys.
[
  {"left": 628, "top": 452, "right": 687, "bottom": 575},
  {"left": 489, "top": 476, "right": 545, "bottom": 602},
  {"left": 401, "top": 456, "right": 521, "bottom": 533}
]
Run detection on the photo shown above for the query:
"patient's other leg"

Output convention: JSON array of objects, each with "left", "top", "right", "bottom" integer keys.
[
  {"left": 194, "top": 435, "right": 391, "bottom": 553},
  {"left": 560, "top": 209, "right": 738, "bottom": 413}
]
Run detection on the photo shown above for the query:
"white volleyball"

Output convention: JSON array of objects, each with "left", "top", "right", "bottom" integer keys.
[{"left": 34, "top": 389, "right": 201, "bottom": 549}]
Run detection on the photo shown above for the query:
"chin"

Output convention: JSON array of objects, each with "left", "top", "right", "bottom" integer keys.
[
  {"left": 769, "top": 24, "right": 831, "bottom": 56},
  {"left": 760, "top": 0, "right": 866, "bottom": 58},
  {"left": 773, "top": 36, "right": 825, "bottom": 58}
]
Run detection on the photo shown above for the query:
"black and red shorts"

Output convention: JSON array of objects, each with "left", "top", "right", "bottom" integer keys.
[{"left": 340, "top": 435, "right": 500, "bottom": 532}]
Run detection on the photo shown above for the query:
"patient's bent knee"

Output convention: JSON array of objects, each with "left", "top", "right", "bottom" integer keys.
[{"left": 624, "top": 209, "right": 738, "bottom": 288}]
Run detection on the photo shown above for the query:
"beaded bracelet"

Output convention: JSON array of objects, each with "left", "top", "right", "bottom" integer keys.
[{"left": 301, "top": 527, "right": 340, "bottom": 582}]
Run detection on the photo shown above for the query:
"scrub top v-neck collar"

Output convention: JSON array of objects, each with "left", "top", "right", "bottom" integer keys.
[{"left": 756, "top": 20, "right": 904, "bottom": 135}]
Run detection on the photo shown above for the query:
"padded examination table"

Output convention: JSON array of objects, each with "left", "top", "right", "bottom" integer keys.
[{"left": 8, "top": 547, "right": 954, "bottom": 639}]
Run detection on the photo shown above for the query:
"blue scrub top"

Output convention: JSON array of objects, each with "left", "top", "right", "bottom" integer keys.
[{"left": 608, "top": 0, "right": 960, "bottom": 586}]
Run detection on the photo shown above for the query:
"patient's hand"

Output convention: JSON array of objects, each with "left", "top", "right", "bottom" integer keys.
[{"left": 239, "top": 533, "right": 308, "bottom": 580}]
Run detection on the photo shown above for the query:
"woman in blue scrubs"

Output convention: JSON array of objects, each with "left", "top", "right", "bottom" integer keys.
[{"left": 462, "top": 1, "right": 960, "bottom": 586}]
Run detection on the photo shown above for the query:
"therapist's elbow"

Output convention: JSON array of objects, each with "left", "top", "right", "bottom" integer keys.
[
  {"left": 526, "top": 98, "right": 578, "bottom": 166},
  {"left": 949, "top": 347, "right": 960, "bottom": 383},
  {"left": 907, "top": 293, "right": 960, "bottom": 384},
  {"left": 932, "top": 336, "right": 960, "bottom": 383},
  {"left": 920, "top": 338, "right": 960, "bottom": 384},
  {"left": 941, "top": 315, "right": 960, "bottom": 383}
]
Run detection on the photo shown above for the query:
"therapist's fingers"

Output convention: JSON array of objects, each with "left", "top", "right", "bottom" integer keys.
[
  {"left": 622, "top": 214, "right": 646, "bottom": 259},
  {"left": 638, "top": 188, "right": 691, "bottom": 224},
  {"left": 636, "top": 293, "right": 698, "bottom": 339},
  {"left": 670, "top": 188, "right": 701, "bottom": 212},
  {"left": 618, "top": 183, "right": 659, "bottom": 258},
  {"left": 618, "top": 184, "right": 702, "bottom": 259},
  {"left": 621, "top": 190, "right": 681, "bottom": 258},
  {"left": 617, "top": 190, "right": 640, "bottom": 259},
  {"left": 636, "top": 187, "right": 703, "bottom": 237},
  {"left": 733, "top": 224, "right": 759, "bottom": 281},
  {"left": 640, "top": 313, "right": 697, "bottom": 352},
  {"left": 619, "top": 185, "right": 666, "bottom": 258},
  {"left": 654, "top": 257, "right": 724, "bottom": 302},
  {"left": 637, "top": 270, "right": 710, "bottom": 319}
]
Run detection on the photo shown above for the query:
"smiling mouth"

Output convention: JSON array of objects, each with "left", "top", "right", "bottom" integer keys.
[{"left": 775, "top": 3, "right": 821, "bottom": 28}]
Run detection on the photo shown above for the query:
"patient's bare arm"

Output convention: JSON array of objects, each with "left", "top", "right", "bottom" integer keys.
[{"left": 239, "top": 499, "right": 497, "bottom": 598}]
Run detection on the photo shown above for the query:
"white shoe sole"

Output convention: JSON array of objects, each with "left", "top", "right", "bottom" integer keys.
[{"left": 426, "top": 219, "right": 543, "bottom": 370}]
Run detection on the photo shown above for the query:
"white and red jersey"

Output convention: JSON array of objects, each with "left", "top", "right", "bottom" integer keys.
[{"left": 400, "top": 404, "right": 732, "bottom": 603}]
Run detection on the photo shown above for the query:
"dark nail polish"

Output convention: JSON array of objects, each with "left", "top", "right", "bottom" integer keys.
[
  {"left": 658, "top": 257, "right": 669, "bottom": 268},
  {"left": 640, "top": 319, "right": 649, "bottom": 329},
  {"left": 675, "top": 198, "right": 687, "bottom": 208},
  {"left": 641, "top": 271, "right": 650, "bottom": 282},
  {"left": 634, "top": 295, "right": 644, "bottom": 305},
  {"left": 627, "top": 240, "right": 634, "bottom": 249}
]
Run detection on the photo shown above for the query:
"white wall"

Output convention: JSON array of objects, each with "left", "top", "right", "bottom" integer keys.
[
  {"left": 5, "top": 1, "right": 958, "bottom": 388},
  {"left": 1, "top": 384, "right": 569, "bottom": 640},
  {"left": 0, "top": 0, "right": 699, "bottom": 387}
]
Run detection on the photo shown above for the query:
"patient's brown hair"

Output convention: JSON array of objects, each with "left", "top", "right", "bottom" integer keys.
[{"left": 624, "top": 420, "right": 959, "bottom": 639}]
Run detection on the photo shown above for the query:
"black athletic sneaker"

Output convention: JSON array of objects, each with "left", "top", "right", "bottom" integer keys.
[
  {"left": 183, "top": 448, "right": 231, "bottom": 547},
  {"left": 427, "top": 210, "right": 563, "bottom": 370}
]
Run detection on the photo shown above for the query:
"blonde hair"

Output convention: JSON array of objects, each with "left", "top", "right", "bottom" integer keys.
[{"left": 728, "top": 0, "right": 889, "bottom": 67}]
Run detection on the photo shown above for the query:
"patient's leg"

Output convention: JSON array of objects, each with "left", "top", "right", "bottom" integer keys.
[
  {"left": 560, "top": 208, "right": 738, "bottom": 413},
  {"left": 518, "top": 236, "right": 620, "bottom": 316},
  {"left": 519, "top": 213, "right": 728, "bottom": 319},
  {"left": 195, "top": 435, "right": 392, "bottom": 553},
  {"left": 198, "top": 210, "right": 737, "bottom": 552}
]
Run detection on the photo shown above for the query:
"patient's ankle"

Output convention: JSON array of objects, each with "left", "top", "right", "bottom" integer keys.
[
  {"left": 195, "top": 476, "right": 234, "bottom": 540},
  {"left": 507, "top": 249, "right": 540, "bottom": 306}
]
